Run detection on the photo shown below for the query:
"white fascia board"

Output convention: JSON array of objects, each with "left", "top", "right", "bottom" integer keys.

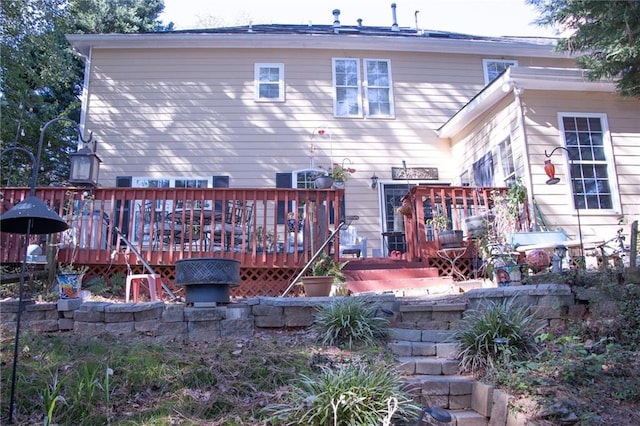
[
  {"left": 66, "top": 32, "right": 563, "bottom": 59},
  {"left": 437, "top": 67, "right": 617, "bottom": 139}
]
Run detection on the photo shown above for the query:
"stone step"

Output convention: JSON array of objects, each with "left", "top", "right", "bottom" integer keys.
[
  {"left": 346, "top": 276, "right": 455, "bottom": 295},
  {"left": 343, "top": 266, "right": 440, "bottom": 281},
  {"left": 390, "top": 340, "right": 459, "bottom": 359},
  {"left": 389, "top": 327, "right": 458, "bottom": 343},
  {"left": 397, "top": 356, "right": 460, "bottom": 376},
  {"left": 450, "top": 410, "right": 489, "bottom": 426}
]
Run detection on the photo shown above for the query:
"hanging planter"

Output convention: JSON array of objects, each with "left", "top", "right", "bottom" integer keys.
[{"left": 314, "top": 176, "right": 334, "bottom": 189}]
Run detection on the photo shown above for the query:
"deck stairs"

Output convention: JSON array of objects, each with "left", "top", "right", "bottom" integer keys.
[{"left": 389, "top": 297, "right": 489, "bottom": 425}]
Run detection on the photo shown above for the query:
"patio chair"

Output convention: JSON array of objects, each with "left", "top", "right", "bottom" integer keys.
[
  {"left": 207, "top": 201, "right": 253, "bottom": 251},
  {"left": 339, "top": 225, "right": 367, "bottom": 258}
]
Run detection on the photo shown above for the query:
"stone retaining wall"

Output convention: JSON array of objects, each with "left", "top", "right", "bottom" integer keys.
[{"left": 0, "top": 285, "right": 585, "bottom": 341}]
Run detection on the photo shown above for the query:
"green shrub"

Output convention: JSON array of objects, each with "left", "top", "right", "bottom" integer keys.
[
  {"left": 265, "top": 362, "right": 421, "bottom": 425},
  {"left": 312, "top": 296, "right": 390, "bottom": 349},
  {"left": 454, "top": 297, "right": 546, "bottom": 375}
]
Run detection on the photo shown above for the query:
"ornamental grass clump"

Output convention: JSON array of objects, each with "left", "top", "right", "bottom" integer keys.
[
  {"left": 264, "top": 362, "right": 421, "bottom": 425},
  {"left": 454, "top": 297, "right": 546, "bottom": 375},
  {"left": 312, "top": 296, "right": 390, "bottom": 349}
]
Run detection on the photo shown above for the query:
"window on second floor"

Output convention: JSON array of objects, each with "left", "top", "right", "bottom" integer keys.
[
  {"left": 254, "top": 63, "right": 284, "bottom": 102},
  {"left": 332, "top": 58, "right": 394, "bottom": 118},
  {"left": 482, "top": 59, "right": 518, "bottom": 85},
  {"left": 559, "top": 113, "right": 618, "bottom": 211}
]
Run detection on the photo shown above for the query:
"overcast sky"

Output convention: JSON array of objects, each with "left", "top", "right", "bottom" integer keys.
[{"left": 160, "top": 0, "right": 558, "bottom": 37}]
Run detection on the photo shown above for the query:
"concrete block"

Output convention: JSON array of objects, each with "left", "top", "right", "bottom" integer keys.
[
  {"left": 27, "top": 320, "right": 59, "bottom": 332},
  {"left": 450, "top": 393, "right": 472, "bottom": 409},
  {"left": 57, "top": 298, "right": 82, "bottom": 311},
  {"left": 73, "top": 321, "right": 105, "bottom": 335},
  {"left": 472, "top": 381, "right": 494, "bottom": 417},
  {"left": 421, "top": 329, "right": 456, "bottom": 343},
  {"left": 105, "top": 322, "right": 135, "bottom": 335},
  {"left": 415, "top": 358, "right": 443, "bottom": 375},
  {"left": 58, "top": 318, "right": 74, "bottom": 330},
  {"left": 489, "top": 389, "right": 510, "bottom": 426},
  {"left": 441, "top": 359, "right": 460, "bottom": 375},
  {"left": 184, "top": 307, "right": 226, "bottom": 321},
  {"left": 396, "top": 357, "right": 416, "bottom": 374},
  {"left": 390, "top": 341, "right": 413, "bottom": 356},
  {"left": 254, "top": 315, "right": 284, "bottom": 328},
  {"left": 419, "top": 376, "right": 451, "bottom": 395},
  {"left": 162, "top": 305, "right": 185, "bottom": 322},
  {"left": 436, "top": 342, "right": 459, "bottom": 358},
  {"left": 452, "top": 410, "right": 489, "bottom": 426},
  {"left": 103, "top": 311, "right": 134, "bottom": 323},
  {"left": 412, "top": 341, "right": 437, "bottom": 356},
  {"left": 220, "top": 319, "right": 253, "bottom": 338},
  {"left": 251, "top": 304, "right": 283, "bottom": 316},
  {"left": 389, "top": 328, "right": 422, "bottom": 342}
]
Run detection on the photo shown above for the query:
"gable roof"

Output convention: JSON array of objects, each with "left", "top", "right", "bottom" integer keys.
[
  {"left": 438, "top": 66, "right": 617, "bottom": 138},
  {"left": 67, "top": 24, "right": 562, "bottom": 58}
]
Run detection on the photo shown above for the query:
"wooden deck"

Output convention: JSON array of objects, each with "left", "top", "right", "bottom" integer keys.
[{"left": 0, "top": 185, "right": 528, "bottom": 297}]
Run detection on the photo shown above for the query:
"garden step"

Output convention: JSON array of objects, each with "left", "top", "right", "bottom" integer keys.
[
  {"left": 390, "top": 340, "right": 459, "bottom": 359},
  {"left": 397, "top": 356, "right": 460, "bottom": 376},
  {"left": 345, "top": 276, "right": 454, "bottom": 295},
  {"left": 389, "top": 328, "right": 458, "bottom": 343},
  {"left": 449, "top": 410, "right": 489, "bottom": 426},
  {"left": 342, "top": 266, "right": 440, "bottom": 281}
]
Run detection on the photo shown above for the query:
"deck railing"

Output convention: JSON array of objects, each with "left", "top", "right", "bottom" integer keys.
[
  {"left": 0, "top": 187, "right": 344, "bottom": 269},
  {"left": 402, "top": 185, "right": 530, "bottom": 261}
]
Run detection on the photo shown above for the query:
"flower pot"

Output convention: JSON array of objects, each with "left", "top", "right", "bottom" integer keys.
[
  {"left": 302, "top": 276, "right": 334, "bottom": 297},
  {"left": 438, "top": 230, "right": 464, "bottom": 248},
  {"left": 57, "top": 273, "right": 84, "bottom": 299},
  {"left": 332, "top": 180, "right": 345, "bottom": 189},
  {"left": 493, "top": 264, "right": 523, "bottom": 287},
  {"left": 314, "top": 176, "right": 334, "bottom": 189}
]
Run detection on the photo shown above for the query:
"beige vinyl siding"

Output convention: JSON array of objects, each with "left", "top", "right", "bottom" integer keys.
[
  {"left": 522, "top": 91, "right": 640, "bottom": 241},
  {"left": 83, "top": 46, "right": 590, "bottom": 252}
]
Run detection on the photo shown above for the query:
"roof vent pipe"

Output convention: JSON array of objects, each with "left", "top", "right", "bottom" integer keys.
[
  {"left": 357, "top": 18, "right": 363, "bottom": 27},
  {"left": 333, "top": 9, "right": 340, "bottom": 28},
  {"left": 391, "top": 3, "right": 399, "bottom": 31},
  {"left": 414, "top": 10, "right": 420, "bottom": 30}
]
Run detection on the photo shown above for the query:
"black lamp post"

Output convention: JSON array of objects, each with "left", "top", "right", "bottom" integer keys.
[
  {"left": 0, "top": 116, "right": 92, "bottom": 423},
  {"left": 544, "top": 146, "right": 584, "bottom": 259}
]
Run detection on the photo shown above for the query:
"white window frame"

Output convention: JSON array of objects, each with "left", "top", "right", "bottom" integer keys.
[
  {"left": 332, "top": 58, "right": 362, "bottom": 117},
  {"left": 131, "top": 177, "right": 212, "bottom": 244},
  {"left": 363, "top": 58, "right": 394, "bottom": 118},
  {"left": 482, "top": 59, "right": 518, "bottom": 85},
  {"left": 254, "top": 63, "right": 285, "bottom": 102},
  {"left": 557, "top": 113, "right": 620, "bottom": 212},
  {"left": 494, "top": 136, "right": 516, "bottom": 186}
]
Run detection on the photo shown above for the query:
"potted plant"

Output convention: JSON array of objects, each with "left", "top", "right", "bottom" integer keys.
[
  {"left": 301, "top": 252, "right": 348, "bottom": 297},
  {"left": 56, "top": 263, "right": 89, "bottom": 299},
  {"left": 313, "top": 171, "right": 334, "bottom": 189},
  {"left": 327, "top": 162, "right": 356, "bottom": 188},
  {"left": 425, "top": 213, "right": 464, "bottom": 248}
]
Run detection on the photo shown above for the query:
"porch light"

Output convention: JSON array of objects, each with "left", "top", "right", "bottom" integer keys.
[
  {"left": 69, "top": 144, "right": 101, "bottom": 186},
  {"left": 370, "top": 173, "right": 378, "bottom": 189}
]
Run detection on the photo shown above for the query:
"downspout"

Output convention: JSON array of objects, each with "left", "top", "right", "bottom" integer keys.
[
  {"left": 512, "top": 86, "right": 537, "bottom": 231},
  {"left": 71, "top": 47, "right": 92, "bottom": 137}
]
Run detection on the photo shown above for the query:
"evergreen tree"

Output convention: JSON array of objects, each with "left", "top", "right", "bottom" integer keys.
[
  {"left": 0, "top": 0, "right": 172, "bottom": 186},
  {"left": 528, "top": 0, "right": 640, "bottom": 98}
]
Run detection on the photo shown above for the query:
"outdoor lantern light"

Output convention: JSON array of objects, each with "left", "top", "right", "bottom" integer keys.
[
  {"left": 69, "top": 144, "right": 101, "bottom": 186},
  {"left": 370, "top": 173, "right": 378, "bottom": 189}
]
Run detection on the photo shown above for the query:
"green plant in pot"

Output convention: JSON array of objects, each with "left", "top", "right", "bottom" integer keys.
[
  {"left": 426, "top": 213, "right": 464, "bottom": 248},
  {"left": 301, "top": 252, "right": 348, "bottom": 297}
]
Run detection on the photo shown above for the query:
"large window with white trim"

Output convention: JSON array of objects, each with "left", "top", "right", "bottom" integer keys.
[
  {"left": 482, "top": 59, "right": 518, "bottom": 84},
  {"left": 254, "top": 63, "right": 284, "bottom": 101},
  {"left": 496, "top": 137, "right": 516, "bottom": 186},
  {"left": 333, "top": 58, "right": 394, "bottom": 118},
  {"left": 559, "top": 114, "right": 617, "bottom": 210}
]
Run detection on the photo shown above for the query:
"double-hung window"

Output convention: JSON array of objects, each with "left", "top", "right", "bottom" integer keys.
[
  {"left": 364, "top": 59, "right": 394, "bottom": 117},
  {"left": 496, "top": 137, "right": 516, "bottom": 186},
  {"left": 333, "top": 58, "right": 394, "bottom": 118},
  {"left": 482, "top": 59, "right": 518, "bottom": 85},
  {"left": 559, "top": 113, "right": 618, "bottom": 211},
  {"left": 254, "top": 63, "right": 284, "bottom": 102}
]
